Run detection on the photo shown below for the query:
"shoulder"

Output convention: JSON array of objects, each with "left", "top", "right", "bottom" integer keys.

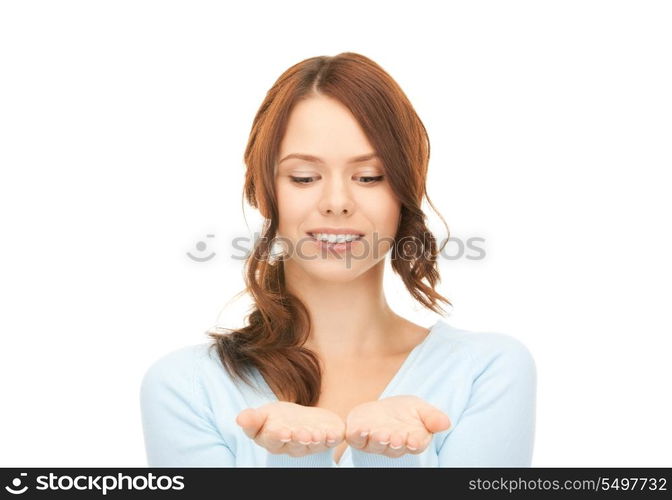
[
  {"left": 429, "top": 319, "right": 537, "bottom": 381},
  {"left": 141, "top": 343, "right": 207, "bottom": 382},
  {"left": 140, "top": 342, "right": 234, "bottom": 394},
  {"left": 140, "top": 340, "right": 255, "bottom": 403},
  {"left": 140, "top": 344, "right": 204, "bottom": 399}
]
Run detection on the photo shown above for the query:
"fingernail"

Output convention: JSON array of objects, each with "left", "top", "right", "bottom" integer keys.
[
  {"left": 407, "top": 445, "right": 418, "bottom": 451},
  {"left": 379, "top": 441, "right": 390, "bottom": 445},
  {"left": 389, "top": 444, "right": 403, "bottom": 450},
  {"left": 326, "top": 439, "right": 336, "bottom": 444},
  {"left": 280, "top": 438, "right": 291, "bottom": 443},
  {"left": 298, "top": 440, "right": 312, "bottom": 445},
  {"left": 360, "top": 431, "right": 369, "bottom": 438}
]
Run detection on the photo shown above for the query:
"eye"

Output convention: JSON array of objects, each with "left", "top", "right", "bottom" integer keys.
[
  {"left": 289, "top": 176, "right": 316, "bottom": 184},
  {"left": 289, "top": 175, "right": 385, "bottom": 186},
  {"left": 357, "top": 175, "right": 385, "bottom": 184}
]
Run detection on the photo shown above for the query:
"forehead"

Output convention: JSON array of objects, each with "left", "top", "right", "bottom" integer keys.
[{"left": 278, "top": 95, "right": 375, "bottom": 162}]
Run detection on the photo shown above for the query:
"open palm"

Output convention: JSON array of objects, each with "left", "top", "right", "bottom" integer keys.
[
  {"left": 236, "top": 401, "right": 345, "bottom": 457},
  {"left": 345, "top": 395, "right": 452, "bottom": 458}
]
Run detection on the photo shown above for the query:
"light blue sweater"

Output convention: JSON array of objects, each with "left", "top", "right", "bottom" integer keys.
[{"left": 139, "top": 318, "right": 537, "bottom": 467}]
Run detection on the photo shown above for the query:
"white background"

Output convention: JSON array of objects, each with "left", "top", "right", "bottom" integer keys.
[{"left": 1, "top": 0, "right": 670, "bottom": 467}]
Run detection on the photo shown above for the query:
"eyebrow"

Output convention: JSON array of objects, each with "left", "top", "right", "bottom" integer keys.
[{"left": 278, "top": 152, "right": 379, "bottom": 165}]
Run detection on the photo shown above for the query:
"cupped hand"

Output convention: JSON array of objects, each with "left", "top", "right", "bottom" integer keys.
[
  {"left": 344, "top": 395, "right": 452, "bottom": 458},
  {"left": 235, "top": 401, "right": 346, "bottom": 457}
]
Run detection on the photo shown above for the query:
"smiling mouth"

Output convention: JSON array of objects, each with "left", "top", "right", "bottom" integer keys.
[{"left": 306, "top": 232, "right": 364, "bottom": 242}]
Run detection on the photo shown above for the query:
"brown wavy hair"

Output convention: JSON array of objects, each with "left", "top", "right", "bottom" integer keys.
[{"left": 207, "top": 52, "right": 451, "bottom": 406}]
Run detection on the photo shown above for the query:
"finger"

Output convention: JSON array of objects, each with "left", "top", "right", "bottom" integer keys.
[
  {"left": 325, "top": 428, "right": 343, "bottom": 447},
  {"left": 406, "top": 428, "right": 431, "bottom": 453},
  {"left": 384, "top": 443, "right": 408, "bottom": 458},
  {"left": 384, "top": 432, "right": 411, "bottom": 458},
  {"left": 346, "top": 428, "right": 371, "bottom": 449},
  {"left": 302, "top": 428, "right": 326, "bottom": 452},
  {"left": 236, "top": 408, "right": 267, "bottom": 440},
  {"left": 307, "top": 428, "right": 326, "bottom": 448},
  {"left": 294, "top": 427, "right": 314, "bottom": 446},
  {"left": 256, "top": 424, "right": 291, "bottom": 452},
  {"left": 235, "top": 408, "right": 257, "bottom": 430},
  {"left": 264, "top": 434, "right": 289, "bottom": 454},
  {"left": 366, "top": 430, "right": 392, "bottom": 455},
  {"left": 418, "top": 406, "right": 452, "bottom": 433},
  {"left": 388, "top": 430, "right": 408, "bottom": 450},
  {"left": 282, "top": 428, "right": 313, "bottom": 457}
]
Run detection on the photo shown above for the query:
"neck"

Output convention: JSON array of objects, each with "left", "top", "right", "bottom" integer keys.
[{"left": 283, "top": 259, "right": 404, "bottom": 359}]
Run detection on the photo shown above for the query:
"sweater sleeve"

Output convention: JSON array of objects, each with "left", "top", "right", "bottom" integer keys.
[
  {"left": 139, "top": 346, "right": 236, "bottom": 466},
  {"left": 350, "top": 447, "right": 421, "bottom": 467},
  {"left": 436, "top": 334, "right": 537, "bottom": 466}
]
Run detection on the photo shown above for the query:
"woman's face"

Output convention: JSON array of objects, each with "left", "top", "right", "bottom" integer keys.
[{"left": 274, "top": 94, "right": 401, "bottom": 281}]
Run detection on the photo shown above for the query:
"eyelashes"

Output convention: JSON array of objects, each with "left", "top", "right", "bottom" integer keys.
[{"left": 289, "top": 175, "right": 385, "bottom": 185}]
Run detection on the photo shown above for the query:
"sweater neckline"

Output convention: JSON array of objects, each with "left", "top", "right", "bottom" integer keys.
[
  {"left": 374, "top": 317, "right": 442, "bottom": 399},
  {"left": 253, "top": 317, "right": 443, "bottom": 402}
]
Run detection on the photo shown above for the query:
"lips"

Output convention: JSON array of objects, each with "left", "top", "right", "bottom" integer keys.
[
  {"left": 307, "top": 233, "right": 363, "bottom": 242},
  {"left": 306, "top": 227, "right": 365, "bottom": 237}
]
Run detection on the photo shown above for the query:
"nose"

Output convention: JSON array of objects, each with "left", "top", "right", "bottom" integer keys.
[{"left": 318, "top": 175, "right": 355, "bottom": 216}]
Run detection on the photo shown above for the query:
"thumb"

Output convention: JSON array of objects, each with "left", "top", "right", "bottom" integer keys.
[
  {"left": 236, "top": 408, "right": 267, "bottom": 439},
  {"left": 418, "top": 406, "right": 452, "bottom": 433}
]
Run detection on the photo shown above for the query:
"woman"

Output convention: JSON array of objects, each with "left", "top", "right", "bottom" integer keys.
[{"left": 140, "top": 52, "right": 537, "bottom": 467}]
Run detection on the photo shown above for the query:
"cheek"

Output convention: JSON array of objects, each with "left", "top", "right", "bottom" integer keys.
[
  {"left": 360, "top": 195, "right": 400, "bottom": 234},
  {"left": 276, "top": 184, "right": 313, "bottom": 225}
]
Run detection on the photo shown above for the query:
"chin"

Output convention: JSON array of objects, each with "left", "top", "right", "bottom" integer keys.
[{"left": 302, "top": 261, "right": 370, "bottom": 282}]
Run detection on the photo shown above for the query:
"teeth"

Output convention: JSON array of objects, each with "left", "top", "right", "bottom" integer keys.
[{"left": 311, "top": 232, "right": 362, "bottom": 243}]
